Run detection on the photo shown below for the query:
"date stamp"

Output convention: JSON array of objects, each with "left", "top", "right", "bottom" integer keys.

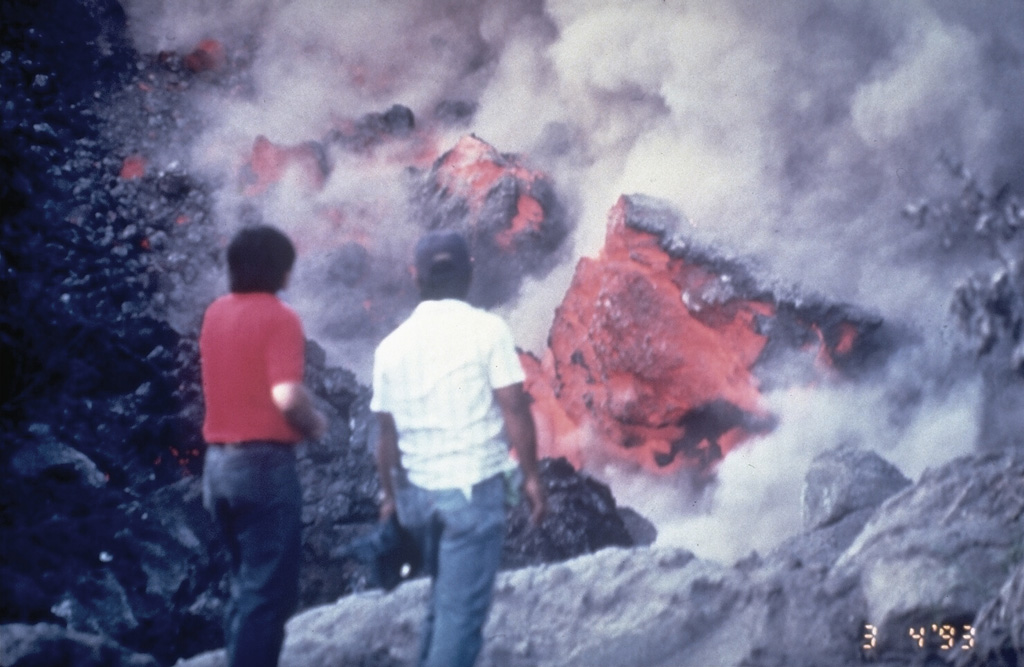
[{"left": 862, "top": 623, "right": 975, "bottom": 653}]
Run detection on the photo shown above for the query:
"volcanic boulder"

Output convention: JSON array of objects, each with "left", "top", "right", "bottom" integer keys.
[
  {"left": 827, "top": 449, "right": 1024, "bottom": 660},
  {"left": 240, "top": 135, "right": 330, "bottom": 197},
  {"left": 183, "top": 40, "right": 226, "bottom": 74},
  {"left": 502, "top": 457, "right": 645, "bottom": 570},
  {"left": 416, "top": 134, "right": 570, "bottom": 307},
  {"left": 801, "top": 447, "right": 911, "bottom": 531},
  {"left": 0, "top": 623, "right": 159, "bottom": 667},
  {"left": 236, "top": 103, "right": 419, "bottom": 206},
  {"left": 2, "top": 433, "right": 228, "bottom": 665},
  {"left": 527, "top": 194, "right": 892, "bottom": 474},
  {"left": 326, "top": 103, "right": 416, "bottom": 154}
]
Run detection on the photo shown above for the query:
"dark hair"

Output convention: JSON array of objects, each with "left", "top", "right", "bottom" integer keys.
[
  {"left": 227, "top": 225, "right": 296, "bottom": 293},
  {"left": 415, "top": 231, "right": 472, "bottom": 300}
]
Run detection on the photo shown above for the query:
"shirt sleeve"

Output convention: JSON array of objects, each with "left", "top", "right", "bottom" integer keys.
[
  {"left": 266, "top": 307, "right": 305, "bottom": 387},
  {"left": 488, "top": 319, "right": 526, "bottom": 390}
]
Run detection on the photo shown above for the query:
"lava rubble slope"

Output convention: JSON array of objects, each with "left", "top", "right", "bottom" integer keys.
[{"left": 0, "top": 5, "right": 644, "bottom": 665}]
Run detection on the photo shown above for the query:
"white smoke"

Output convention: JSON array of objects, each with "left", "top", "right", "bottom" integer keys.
[
  {"left": 121, "top": 0, "right": 1024, "bottom": 561},
  {"left": 489, "top": 0, "right": 1021, "bottom": 331},
  {"left": 607, "top": 365, "right": 982, "bottom": 562}
]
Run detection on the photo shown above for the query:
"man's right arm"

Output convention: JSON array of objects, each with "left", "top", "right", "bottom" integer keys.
[
  {"left": 374, "top": 412, "right": 400, "bottom": 520},
  {"left": 494, "top": 382, "right": 546, "bottom": 524}
]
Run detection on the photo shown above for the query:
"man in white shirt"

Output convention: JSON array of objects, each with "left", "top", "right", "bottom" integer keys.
[{"left": 371, "top": 230, "right": 545, "bottom": 667}]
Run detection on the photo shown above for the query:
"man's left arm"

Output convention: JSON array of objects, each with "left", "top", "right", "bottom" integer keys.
[{"left": 271, "top": 382, "right": 327, "bottom": 441}]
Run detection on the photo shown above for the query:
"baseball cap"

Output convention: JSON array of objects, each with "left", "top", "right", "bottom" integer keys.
[{"left": 414, "top": 230, "right": 472, "bottom": 284}]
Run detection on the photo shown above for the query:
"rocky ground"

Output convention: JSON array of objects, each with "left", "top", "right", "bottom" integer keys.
[{"left": 173, "top": 447, "right": 1024, "bottom": 667}]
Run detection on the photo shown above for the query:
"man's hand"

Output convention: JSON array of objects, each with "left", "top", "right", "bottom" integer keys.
[
  {"left": 522, "top": 472, "right": 546, "bottom": 525},
  {"left": 308, "top": 410, "right": 328, "bottom": 441},
  {"left": 494, "top": 383, "right": 546, "bottom": 526},
  {"left": 378, "top": 495, "right": 396, "bottom": 521}
]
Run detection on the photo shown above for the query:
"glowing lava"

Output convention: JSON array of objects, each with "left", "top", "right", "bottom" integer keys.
[
  {"left": 421, "top": 134, "right": 568, "bottom": 307},
  {"left": 119, "top": 155, "right": 146, "bottom": 180},
  {"left": 431, "top": 135, "right": 549, "bottom": 250},
  {"left": 525, "top": 195, "right": 888, "bottom": 475},
  {"left": 240, "top": 135, "right": 329, "bottom": 197},
  {"left": 183, "top": 39, "right": 226, "bottom": 73}
]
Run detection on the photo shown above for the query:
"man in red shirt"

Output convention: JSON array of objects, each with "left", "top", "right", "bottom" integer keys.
[{"left": 200, "top": 225, "right": 326, "bottom": 667}]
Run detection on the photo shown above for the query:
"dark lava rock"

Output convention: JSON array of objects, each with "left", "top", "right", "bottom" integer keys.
[
  {"left": 334, "top": 454, "right": 652, "bottom": 593},
  {"left": 502, "top": 457, "right": 638, "bottom": 570},
  {"left": 0, "top": 1, "right": 226, "bottom": 663},
  {"left": 414, "top": 135, "right": 570, "bottom": 309}
]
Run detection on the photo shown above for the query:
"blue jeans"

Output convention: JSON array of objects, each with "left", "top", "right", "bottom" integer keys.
[
  {"left": 395, "top": 473, "right": 508, "bottom": 667},
  {"left": 202, "top": 442, "right": 302, "bottom": 667}
]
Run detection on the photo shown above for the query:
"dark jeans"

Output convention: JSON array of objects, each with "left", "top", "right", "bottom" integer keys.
[
  {"left": 202, "top": 442, "right": 302, "bottom": 667},
  {"left": 395, "top": 472, "right": 508, "bottom": 667}
]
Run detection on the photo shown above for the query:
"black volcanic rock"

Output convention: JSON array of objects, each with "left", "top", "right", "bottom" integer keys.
[
  {"left": 0, "top": 1, "right": 228, "bottom": 663},
  {"left": 502, "top": 457, "right": 639, "bottom": 570},
  {"left": 413, "top": 134, "right": 571, "bottom": 308}
]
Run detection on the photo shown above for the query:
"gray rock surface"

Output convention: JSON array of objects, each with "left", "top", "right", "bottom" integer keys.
[
  {"left": 828, "top": 449, "right": 1024, "bottom": 660},
  {"left": 176, "top": 447, "right": 1024, "bottom": 667},
  {"left": 801, "top": 446, "right": 911, "bottom": 531},
  {"left": 960, "top": 559, "right": 1024, "bottom": 666}
]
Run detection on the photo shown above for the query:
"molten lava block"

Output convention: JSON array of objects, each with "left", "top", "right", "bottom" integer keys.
[
  {"left": 527, "top": 195, "right": 891, "bottom": 474},
  {"left": 418, "top": 134, "right": 569, "bottom": 307},
  {"left": 240, "top": 135, "right": 330, "bottom": 196},
  {"left": 183, "top": 39, "right": 226, "bottom": 73},
  {"left": 239, "top": 104, "right": 425, "bottom": 199}
]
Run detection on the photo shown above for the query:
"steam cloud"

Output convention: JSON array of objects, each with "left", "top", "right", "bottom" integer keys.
[{"left": 120, "top": 0, "right": 1024, "bottom": 562}]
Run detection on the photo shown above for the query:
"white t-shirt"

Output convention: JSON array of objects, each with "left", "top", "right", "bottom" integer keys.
[{"left": 370, "top": 298, "right": 525, "bottom": 490}]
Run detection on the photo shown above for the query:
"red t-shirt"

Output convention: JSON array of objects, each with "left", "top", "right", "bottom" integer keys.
[{"left": 199, "top": 292, "right": 305, "bottom": 444}]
